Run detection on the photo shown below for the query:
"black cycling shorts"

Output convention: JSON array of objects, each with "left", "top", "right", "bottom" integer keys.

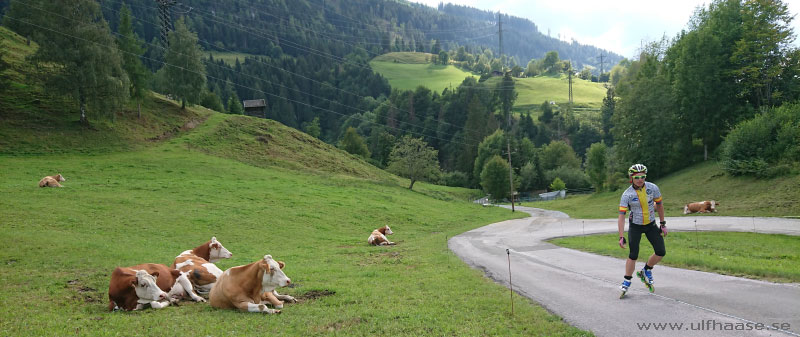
[{"left": 628, "top": 221, "right": 666, "bottom": 260}]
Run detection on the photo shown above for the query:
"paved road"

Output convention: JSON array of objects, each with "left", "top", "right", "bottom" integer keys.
[{"left": 449, "top": 206, "right": 800, "bottom": 337}]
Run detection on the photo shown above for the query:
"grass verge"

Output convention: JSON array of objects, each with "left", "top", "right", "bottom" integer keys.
[{"left": 549, "top": 232, "right": 800, "bottom": 283}]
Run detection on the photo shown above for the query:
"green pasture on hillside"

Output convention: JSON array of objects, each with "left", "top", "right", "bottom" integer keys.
[
  {"left": 0, "top": 113, "right": 592, "bottom": 336},
  {"left": 550, "top": 232, "right": 800, "bottom": 282},
  {"left": 369, "top": 61, "right": 478, "bottom": 92},
  {"left": 369, "top": 52, "right": 607, "bottom": 111},
  {"left": 480, "top": 75, "right": 607, "bottom": 112}
]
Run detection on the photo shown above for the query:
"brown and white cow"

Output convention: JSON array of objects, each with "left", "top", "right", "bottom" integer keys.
[
  {"left": 684, "top": 200, "right": 719, "bottom": 214},
  {"left": 209, "top": 255, "right": 294, "bottom": 314},
  {"left": 38, "top": 174, "right": 65, "bottom": 187},
  {"left": 107, "top": 263, "right": 205, "bottom": 311},
  {"left": 172, "top": 237, "right": 233, "bottom": 296},
  {"left": 367, "top": 225, "right": 395, "bottom": 246}
]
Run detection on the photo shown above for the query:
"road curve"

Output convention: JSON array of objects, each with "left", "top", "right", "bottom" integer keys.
[{"left": 449, "top": 206, "right": 800, "bottom": 337}]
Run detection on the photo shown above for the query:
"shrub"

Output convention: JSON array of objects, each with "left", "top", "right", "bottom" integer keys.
[
  {"left": 440, "top": 171, "right": 469, "bottom": 188},
  {"left": 720, "top": 103, "right": 800, "bottom": 176},
  {"left": 549, "top": 177, "right": 566, "bottom": 191},
  {"left": 544, "top": 166, "right": 590, "bottom": 189}
]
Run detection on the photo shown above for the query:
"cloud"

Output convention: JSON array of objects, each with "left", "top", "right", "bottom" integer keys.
[{"left": 410, "top": 0, "right": 800, "bottom": 57}]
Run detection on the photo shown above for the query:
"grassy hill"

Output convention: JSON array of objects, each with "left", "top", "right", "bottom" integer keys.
[
  {"left": 521, "top": 161, "right": 800, "bottom": 218},
  {"left": 370, "top": 52, "right": 479, "bottom": 92},
  {"left": 370, "top": 52, "right": 607, "bottom": 112},
  {"left": 0, "top": 27, "right": 590, "bottom": 336},
  {"left": 485, "top": 74, "right": 608, "bottom": 109}
]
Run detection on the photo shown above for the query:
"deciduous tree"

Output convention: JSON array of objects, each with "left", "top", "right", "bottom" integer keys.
[
  {"left": 22, "top": 0, "right": 129, "bottom": 125},
  {"left": 388, "top": 135, "right": 440, "bottom": 190},
  {"left": 480, "top": 155, "right": 510, "bottom": 201}
]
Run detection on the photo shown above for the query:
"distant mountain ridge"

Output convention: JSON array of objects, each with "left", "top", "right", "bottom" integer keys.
[{"left": 436, "top": 3, "right": 624, "bottom": 72}]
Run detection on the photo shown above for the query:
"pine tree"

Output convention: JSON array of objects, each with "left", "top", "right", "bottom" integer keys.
[
  {"left": 116, "top": 4, "right": 150, "bottom": 119},
  {"left": 163, "top": 18, "right": 206, "bottom": 109}
]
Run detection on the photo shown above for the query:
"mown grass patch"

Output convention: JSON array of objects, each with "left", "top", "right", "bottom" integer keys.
[
  {"left": 549, "top": 232, "right": 800, "bottom": 283},
  {"left": 369, "top": 60, "right": 478, "bottom": 92},
  {"left": 207, "top": 51, "right": 261, "bottom": 66},
  {"left": 0, "top": 136, "right": 593, "bottom": 336},
  {"left": 371, "top": 52, "right": 436, "bottom": 64}
]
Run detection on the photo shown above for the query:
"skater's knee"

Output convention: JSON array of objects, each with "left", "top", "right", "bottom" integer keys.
[
  {"left": 628, "top": 253, "right": 639, "bottom": 260},
  {"left": 655, "top": 249, "right": 666, "bottom": 257}
]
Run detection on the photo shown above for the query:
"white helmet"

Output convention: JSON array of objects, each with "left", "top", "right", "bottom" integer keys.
[{"left": 628, "top": 164, "right": 647, "bottom": 176}]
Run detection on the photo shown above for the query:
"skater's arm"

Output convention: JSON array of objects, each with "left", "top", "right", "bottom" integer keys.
[{"left": 617, "top": 213, "right": 626, "bottom": 248}]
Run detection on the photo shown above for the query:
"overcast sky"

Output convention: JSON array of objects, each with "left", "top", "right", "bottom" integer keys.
[{"left": 411, "top": 0, "right": 800, "bottom": 59}]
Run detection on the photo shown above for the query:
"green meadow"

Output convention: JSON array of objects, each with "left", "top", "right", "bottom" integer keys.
[
  {"left": 484, "top": 74, "right": 607, "bottom": 110},
  {"left": 369, "top": 52, "right": 607, "bottom": 116},
  {"left": 370, "top": 52, "right": 479, "bottom": 92},
  {"left": 0, "top": 106, "right": 589, "bottom": 336},
  {"left": 550, "top": 232, "right": 800, "bottom": 283}
]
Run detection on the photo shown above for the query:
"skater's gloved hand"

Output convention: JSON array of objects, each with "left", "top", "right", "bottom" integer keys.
[
  {"left": 660, "top": 222, "right": 668, "bottom": 237},
  {"left": 618, "top": 236, "right": 627, "bottom": 249}
]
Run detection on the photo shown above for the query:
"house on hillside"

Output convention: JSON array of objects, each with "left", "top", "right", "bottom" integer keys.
[{"left": 243, "top": 99, "right": 267, "bottom": 118}]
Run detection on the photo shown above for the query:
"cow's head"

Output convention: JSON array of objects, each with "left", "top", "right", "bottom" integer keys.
[
  {"left": 259, "top": 255, "right": 291, "bottom": 291},
  {"left": 710, "top": 200, "right": 718, "bottom": 211},
  {"left": 208, "top": 236, "right": 233, "bottom": 262},
  {"left": 382, "top": 226, "right": 393, "bottom": 235},
  {"left": 55, "top": 174, "right": 65, "bottom": 182},
  {"left": 132, "top": 270, "right": 167, "bottom": 302}
]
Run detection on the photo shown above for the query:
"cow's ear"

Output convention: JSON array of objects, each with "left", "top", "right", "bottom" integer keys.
[
  {"left": 130, "top": 280, "right": 137, "bottom": 288},
  {"left": 259, "top": 260, "right": 271, "bottom": 273},
  {"left": 277, "top": 261, "right": 285, "bottom": 269},
  {"left": 150, "top": 271, "right": 159, "bottom": 279}
]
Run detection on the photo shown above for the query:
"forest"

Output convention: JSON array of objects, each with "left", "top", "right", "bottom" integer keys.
[{"left": 1, "top": 0, "right": 798, "bottom": 199}]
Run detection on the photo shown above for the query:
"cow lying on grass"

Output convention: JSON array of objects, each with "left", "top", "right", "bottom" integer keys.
[
  {"left": 108, "top": 263, "right": 205, "bottom": 311},
  {"left": 684, "top": 200, "right": 719, "bottom": 214},
  {"left": 38, "top": 174, "right": 65, "bottom": 187},
  {"left": 173, "top": 237, "right": 233, "bottom": 296},
  {"left": 368, "top": 225, "right": 395, "bottom": 246},
  {"left": 209, "top": 255, "right": 294, "bottom": 314}
]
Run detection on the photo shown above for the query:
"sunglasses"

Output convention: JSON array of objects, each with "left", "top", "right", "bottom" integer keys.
[{"left": 632, "top": 175, "right": 647, "bottom": 180}]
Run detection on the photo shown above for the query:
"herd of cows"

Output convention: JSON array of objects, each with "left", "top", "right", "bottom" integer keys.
[
  {"left": 108, "top": 237, "right": 296, "bottom": 314},
  {"left": 36, "top": 173, "right": 401, "bottom": 314},
  {"left": 36, "top": 172, "right": 718, "bottom": 314}
]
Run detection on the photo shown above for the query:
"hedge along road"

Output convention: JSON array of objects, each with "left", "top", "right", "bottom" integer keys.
[{"left": 448, "top": 206, "right": 800, "bottom": 337}]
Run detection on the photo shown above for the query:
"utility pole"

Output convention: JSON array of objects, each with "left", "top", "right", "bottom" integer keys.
[
  {"left": 498, "top": 12, "right": 503, "bottom": 69},
  {"left": 598, "top": 53, "right": 606, "bottom": 82},
  {"left": 506, "top": 102, "right": 515, "bottom": 213},
  {"left": 156, "top": 0, "right": 177, "bottom": 45},
  {"left": 568, "top": 60, "right": 573, "bottom": 104}
]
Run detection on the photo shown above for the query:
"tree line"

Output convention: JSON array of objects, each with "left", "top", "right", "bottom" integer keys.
[{"left": 2, "top": 0, "right": 797, "bottom": 200}]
